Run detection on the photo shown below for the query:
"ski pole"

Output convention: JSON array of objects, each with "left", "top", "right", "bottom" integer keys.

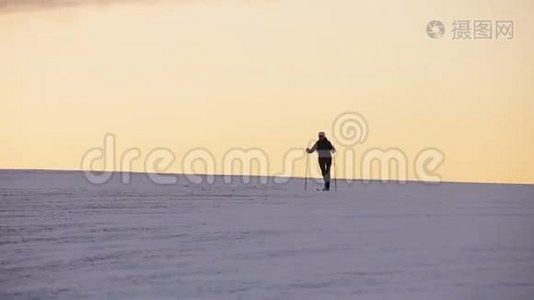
[
  {"left": 304, "top": 152, "right": 309, "bottom": 191},
  {"left": 334, "top": 154, "right": 337, "bottom": 191}
]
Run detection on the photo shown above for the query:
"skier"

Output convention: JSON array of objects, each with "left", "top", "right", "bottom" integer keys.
[{"left": 306, "top": 132, "right": 336, "bottom": 191}]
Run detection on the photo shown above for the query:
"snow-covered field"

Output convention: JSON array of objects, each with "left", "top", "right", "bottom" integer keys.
[{"left": 1, "top": 170, "right": 533, "bottom": 299}]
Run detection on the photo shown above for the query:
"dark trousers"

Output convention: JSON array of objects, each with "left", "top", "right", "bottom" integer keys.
[{"left": 318, "top": 157, "right": 332, "bottom": 190}]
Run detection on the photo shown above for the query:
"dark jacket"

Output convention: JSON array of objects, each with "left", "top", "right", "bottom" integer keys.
[{"left": 307, "top": 138, "right": 335, "bottom": 158}]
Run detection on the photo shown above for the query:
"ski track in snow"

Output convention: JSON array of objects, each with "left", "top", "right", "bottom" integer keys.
[{"left": 1, "top": 170, "right": 534, "bottom": 299}]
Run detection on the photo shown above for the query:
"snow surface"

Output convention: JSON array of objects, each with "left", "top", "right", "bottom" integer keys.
[{"left": 1, "top": 170, "right": 534, "bottom": 299}]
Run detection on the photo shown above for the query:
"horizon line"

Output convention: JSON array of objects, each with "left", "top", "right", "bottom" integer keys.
[{"left": 1, "top": 167, "right": 533, "bottom": 187}]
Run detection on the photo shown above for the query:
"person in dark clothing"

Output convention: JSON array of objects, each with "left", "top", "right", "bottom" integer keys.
[{"left": 306, "top": 132, "right": 336, "bottom": 191}]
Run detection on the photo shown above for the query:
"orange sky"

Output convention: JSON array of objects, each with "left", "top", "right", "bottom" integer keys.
[{"left": 1, "top": 0, "right": 533, "bottom": 184}]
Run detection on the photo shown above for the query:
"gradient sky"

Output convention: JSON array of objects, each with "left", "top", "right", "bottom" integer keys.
[{"left": 1, "top": 0, "right": 533, "bottom": 184}]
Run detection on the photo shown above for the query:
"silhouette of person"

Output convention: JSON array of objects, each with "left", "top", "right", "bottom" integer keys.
[{"left": 306, "top": 132, "right": 336, "bottom": 191}]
